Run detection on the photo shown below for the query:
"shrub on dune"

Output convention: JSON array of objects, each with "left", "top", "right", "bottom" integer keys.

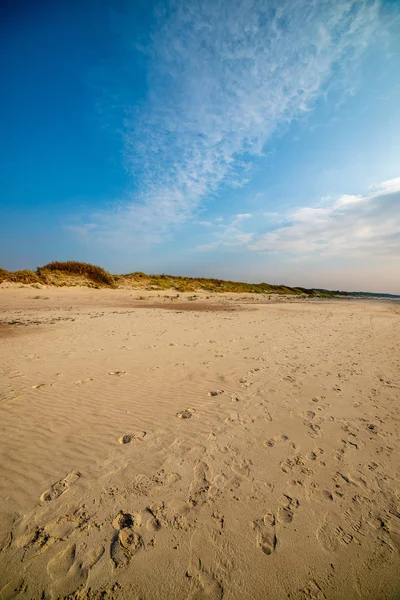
[
  {"left": 36, "top": 261, "right": 116, "bottom": 287},
  {"left": 0, "top": 269, "right": 41, "bottom": 284}
]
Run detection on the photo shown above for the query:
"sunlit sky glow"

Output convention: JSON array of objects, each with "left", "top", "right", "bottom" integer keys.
[{"left": 1, "top": 0, "right": 400, "bottom": 292}]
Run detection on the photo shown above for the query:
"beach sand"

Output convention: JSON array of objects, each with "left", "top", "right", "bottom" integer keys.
[{"left": 0, "top": 286, "right": 399, "bottom": 599}]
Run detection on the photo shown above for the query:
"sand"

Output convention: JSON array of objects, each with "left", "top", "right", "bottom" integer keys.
[{"left": 0, "top": 286, "right": 399, "bottom": 600}]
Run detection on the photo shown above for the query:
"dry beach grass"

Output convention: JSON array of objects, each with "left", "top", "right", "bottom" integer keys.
[{"left": 0, "top": 261, "right": 337, "bottom": 296}]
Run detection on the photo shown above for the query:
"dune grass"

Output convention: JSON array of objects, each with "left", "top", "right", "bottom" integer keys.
[
  {"left": 0, "top": 269, "right": 41, "bottom": 284},
  {"left": 36, "top": 261, "right": 116, "bottom": 288},
  {"left": 114, "top": 272, "right": 325, "bottom": 295},
  {"left": 0, "top": 261, "right": 336, "bottom": 296}
]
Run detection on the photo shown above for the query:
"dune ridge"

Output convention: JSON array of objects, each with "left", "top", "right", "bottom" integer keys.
[{"left": 0, "top": 260, "right": 354, "bottom": 297}]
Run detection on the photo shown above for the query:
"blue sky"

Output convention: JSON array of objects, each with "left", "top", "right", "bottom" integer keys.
[{"left": 1, "top": 0, "right": 400, "bottom": 293}]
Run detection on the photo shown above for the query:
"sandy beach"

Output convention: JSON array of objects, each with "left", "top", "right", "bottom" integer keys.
[{"left": 0, "top": 286, "right": 399, "bottom": 600}]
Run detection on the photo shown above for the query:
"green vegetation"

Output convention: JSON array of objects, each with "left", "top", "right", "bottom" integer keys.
[
  {"left": 114, "top": 272, "right": 327, "bottom": 296},
  {"left": 114, "top": 271, "right": 332, "bottom": 297},
  {"left": 3, "top": 261, "right": 389, "bottom": 298}
]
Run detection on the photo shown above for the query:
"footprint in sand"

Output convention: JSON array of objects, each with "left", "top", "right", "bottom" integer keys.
[
  {"left": 189, "top": 461, "right": 210, "bottom": 507},
  {"left": 343, "top": 508, "right": 363, "bottom": 534},
  {"left": 177, "top": 408, "right": 196, "bottom": 419},
  {"left": 278, "top": 495, "right": 300, "bottom": 524},
  {"left": 264, "top": 434, "right": 289, "bottom": 448},
  {"left": 307, "top": 486, "right": 334, "bottom": 503},
  {"left": 238, "top": 377, "right": 252, "bottom": 387},
  {"left": 301, "top": 410, "right": 316, "bottom": 420},
  {"left": 110, "top": 511, "right": 143, "bottom": 568},
  {"left": 118, "top": 431, "right": 146, "bottom": 444},
  {"left": 208, "top": 390, "right": 224, "bottom": 397},
  {"left": 146, "top": 515, "right": 162, "bottom": 533},
  {"left": 81, "top": 546, "right": 105, "bottom": 571},
  {"left": 208, "top": 473, "right": 228, "bottom": 503},
  {"left": 47, "top": 542, "right": 104, "bottom": 597},
  {"left": 280, "top": 455, "right": 303, "bottom": 474},
  {"left": 187, "top": 567, "right": 224, "bottom": 600},
  {"left": 321, "top": 490, "right": 334, "bottom": 502},
  {"left": 231, "top": 458, "right": 251, "bottom": 477},
  {"left": 310, "top": 396, "right": 323, "bottom": 403},
  {"left": 16, "top": 526, "right": 53, "bottom": 560},
  {"left": 187, "top": 555, "right": 224, "bottom": 600},
  {"left": 0, "top": 578, "right": 26, "bottom": 599},
  {"left": 42, "top": 508, "right": 91, "bottom": 541},
  {"left": 251, "top": 513, "right": 277, "bottom": 556},
  {"left": 75, "top": 378, "right": 94, "bottom": 385},
  {"left": 108, "top": 371, "right": 127, "bottom": 376},
  {"left": 264, "top": 439, "right": 275, "bottom": 448},
  {"left": 306, "top": 421, "right": 322, "bottom": 439},
  {"left": 112, "top": 511, "right": 134, "bottom": 530},
  {"left": 316, "top": 514, "right": 353, "bottom": 552},
  {"left": 16, "top": 509, "right": 91, "bottom": 562},
  {"left": 307, "top": 447, "right": 324, "bottom": 461},
  {"left": 40, "top": 471, "right": 81, "bottom": 502},
  {"left": 47, "top": 543, "right": 86, "bottom": 598},
  {"left": 145, "top": 507, "right": 162, "bottom": 532},
  {"left": 288, "top": 580, "right": 327, "bottom": 599},
  {"left": 47, "top": 543, "right": 76, "bottom": 580},
  {"left": 280, "top": 454, "right": 314, "bottom": 476},
  {"left": 148, "top": 500, "right": 190, "bottom": 531}
]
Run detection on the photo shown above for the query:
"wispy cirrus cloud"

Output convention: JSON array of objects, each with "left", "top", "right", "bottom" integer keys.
[
  {"left": 196, "top": 212, "right": 255, "bottom": 250},
  {"left": 84, "top": 0, "right": 381, "bottom": 244},
  {"left": 201, "top": 177, "right": 400, "bottom": 259}
]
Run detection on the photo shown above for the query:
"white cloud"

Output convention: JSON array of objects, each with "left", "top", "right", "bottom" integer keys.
[
  {"left": 248, "top": 177, "right": 400, "bottom": 258},
  {"left": 83, "top": 0, "right": 381, "bottom": 244},
  {"left": 195, "top": 177, "right": 400, "bottom": 262},
  {"left": 196, "top": 214, "right": 255, "bottom": 251},
  {"left": 235, "top": 213, "right": 253, "bottom": 221},
  {"left": 235, "top": 232, "right": 254, "bottom": 244},
  {"left": 369, "top": 177, "right": 400, "bottom": 195},
  {"left": 334, "top": 194, "right": 366, "bottom": 208}
]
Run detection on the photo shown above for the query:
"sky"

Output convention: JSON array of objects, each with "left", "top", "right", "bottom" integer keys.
[{"left": 1, "top": 0, "right": 400, "bottom": 293}]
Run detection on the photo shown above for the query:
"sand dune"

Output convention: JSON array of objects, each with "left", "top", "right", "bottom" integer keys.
[{"left": 0, "top": 286, "right": 399, "bottom": 599}]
